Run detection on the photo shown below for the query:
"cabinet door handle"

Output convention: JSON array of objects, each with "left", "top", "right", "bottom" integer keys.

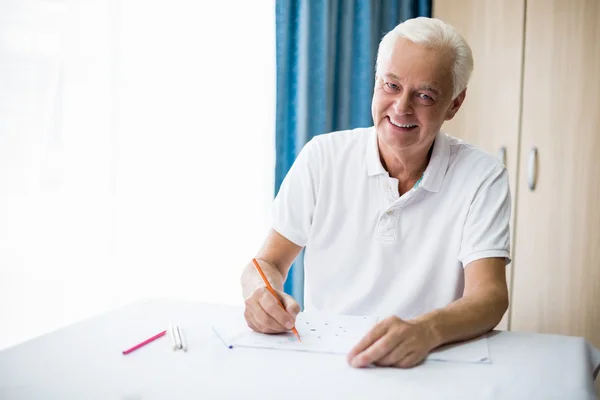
[
  {"left": 528, "top": 147, "right": 538, "bottom": 191},
  {"left": 498, "top": 146, "right": 507, "bottom": 165}
]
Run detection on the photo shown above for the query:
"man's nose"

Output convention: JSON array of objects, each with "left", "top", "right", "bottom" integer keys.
[{"left": 393, "top": 93, "right": 413, "bottom": 115}]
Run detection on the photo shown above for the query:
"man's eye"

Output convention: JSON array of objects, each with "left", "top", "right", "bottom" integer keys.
[
  {"left": 418, "top": 93, "right": 434, "bottom": 103},
  {"left": 385, "top": 82, "right": 399, "bottom": 91}
]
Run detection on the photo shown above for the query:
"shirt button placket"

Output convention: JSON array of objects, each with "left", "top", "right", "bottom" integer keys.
[{"left": 376, "top": 207, "right": 398, "bottom": 238}]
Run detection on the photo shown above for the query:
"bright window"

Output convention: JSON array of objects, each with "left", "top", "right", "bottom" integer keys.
[{"left": 0, "top": 0, "right": 275, "bottom": 350}]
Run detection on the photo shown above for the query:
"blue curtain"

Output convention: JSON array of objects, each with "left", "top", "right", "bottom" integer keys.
[{"left": 275, "top": 0, "right": 432, "bottom": 307}]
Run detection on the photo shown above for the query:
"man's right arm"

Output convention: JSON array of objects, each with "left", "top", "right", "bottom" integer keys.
[
  {"left": 243, "top": 136, "right": 320, "bottom": 333},
  {"left": 241, "top": 229, "right": 303, "bottom": 333}
]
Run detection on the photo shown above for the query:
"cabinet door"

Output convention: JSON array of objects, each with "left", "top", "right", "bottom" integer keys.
[
  {"left": 433, "top": 0, "right": 526, "bottom": 329},
  {"left": 510, "top": 0, "right": 600, "bottom": 349}
]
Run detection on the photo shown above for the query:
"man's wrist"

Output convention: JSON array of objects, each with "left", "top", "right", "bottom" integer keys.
[
  {"left": 242, "top": 260, "right": 284, "bottom": 299},
  {"left": 411, "top": 310, "right": 445, "bottom": 350}
]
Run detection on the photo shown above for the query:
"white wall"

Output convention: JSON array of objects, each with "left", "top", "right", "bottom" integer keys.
[{"left": 0, "top": 0, "right": 275, "bottom": 350}]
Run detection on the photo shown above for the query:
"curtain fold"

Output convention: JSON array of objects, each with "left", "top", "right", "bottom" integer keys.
[{"left": 275, "top": 0, "right": 432, "bottom": 306}]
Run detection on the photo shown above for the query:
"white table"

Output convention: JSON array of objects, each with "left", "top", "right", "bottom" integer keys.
[{"left": 0, "top": 299, "right": 598, "bottom": 399}]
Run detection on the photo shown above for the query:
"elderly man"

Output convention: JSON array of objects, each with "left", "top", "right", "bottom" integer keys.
[{"left": 241, "top": 17, "right": 510, "bottom": 369}]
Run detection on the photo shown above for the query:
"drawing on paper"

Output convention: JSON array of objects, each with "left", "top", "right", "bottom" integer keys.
[{"left": 221, "top": 312, "right": 377, "bottom": 355}]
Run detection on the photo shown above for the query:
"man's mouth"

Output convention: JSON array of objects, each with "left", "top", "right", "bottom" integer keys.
[{"left": 388, "top": 117, "right": 418, "bottom": 130}]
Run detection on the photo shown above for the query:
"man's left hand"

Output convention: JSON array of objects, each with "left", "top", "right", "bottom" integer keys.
[{"left": 347, "top": 316, "right": 437, "bottom": 368}]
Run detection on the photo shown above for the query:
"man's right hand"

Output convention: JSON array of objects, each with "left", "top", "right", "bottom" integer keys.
[{"left": 244, "top": 287, "right": 301, "bottom": 334}]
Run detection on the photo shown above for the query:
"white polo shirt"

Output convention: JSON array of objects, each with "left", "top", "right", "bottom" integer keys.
[{"left": 272, "top": 127, "right": 511, "bottom": 319}]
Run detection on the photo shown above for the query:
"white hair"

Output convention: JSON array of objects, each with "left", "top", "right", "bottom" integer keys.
[{"left": 376, "top": 17, "right": 474, "bottom": 99}]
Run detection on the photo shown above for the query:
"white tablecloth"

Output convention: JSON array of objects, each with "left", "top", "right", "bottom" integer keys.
[{"left": 0, "top": 299, "right": 598, "bottom": 399}]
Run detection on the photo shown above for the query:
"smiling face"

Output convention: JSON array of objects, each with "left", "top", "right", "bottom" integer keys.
[{"left": 372, "top": 38, "right": 465, "bottom": 155}]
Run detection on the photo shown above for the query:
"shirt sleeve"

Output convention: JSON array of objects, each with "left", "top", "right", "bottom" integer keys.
[
  {"left": 458, "top": 165, "right": 512, "bottom": 267},
  {"left": 271, "top": 138, "right": 321, "bottom": 247}
]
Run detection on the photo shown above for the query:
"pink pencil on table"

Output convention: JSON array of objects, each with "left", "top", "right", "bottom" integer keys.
[{"left": 122, "top": 330, "right": 167, "bottom": 355}]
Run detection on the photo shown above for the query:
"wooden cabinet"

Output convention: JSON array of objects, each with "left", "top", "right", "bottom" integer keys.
[
  {"left": 434, "top": 0, "right": 600, "bottom": 348},
  {"left": 511, "top": 0, "right": 600, "bottom": 349},
  {"left": 433, "top": 0, "right": 525, "bottom": 330}
]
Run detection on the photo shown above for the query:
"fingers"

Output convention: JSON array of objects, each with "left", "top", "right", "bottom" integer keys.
[
  {"left": 375, "top": 341, "right": 413, "bottom": 367},
  {"left": 280, "top": 292, "right": 301, "bottom": 318},
  {"left": 348, "top": 318, "right": 400, "bottom": 367},
  {"left": 348, "top": 317, "right": 432, "bottom": 369},
  {"left": 349, "top": 332, "right": 402, "bottom": 368},
  {"left": 243, "top": 287, "right": 298, "bottom": 333},
  {"left": 347, "top": 320, "right": 389, "bottom": 361},
  {"left": 393, "top": 352, "right": 424, "bottom": 369},
  {"left": 352, "top": 338, "right": 423, "bottom": 368},
  {"left": 260, "top": 289, "right": 296, "bottom": 329},
  {"left": 375, "top": 330, "right": 429, "bottom": 367},
  {"left": 244, "top": 307, "right": 260, "bottom": 332},
  {"left": 246, "top": 303, "right": 287, "bottom": 334}
]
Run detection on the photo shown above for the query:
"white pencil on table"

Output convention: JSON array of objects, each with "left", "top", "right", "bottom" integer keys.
[
  {"left": 176, "top": 325, "right": 187, "bottom": 352},
  {"left": 169, "top": 325, "right": 179, "bottom": 351},
  {"left": 174, "top": 325, "right": 183, "bottom": 350}
]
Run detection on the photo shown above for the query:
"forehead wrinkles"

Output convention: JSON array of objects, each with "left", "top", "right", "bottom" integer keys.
[{"left": 379, "top": 42, "right": 454, "bottom": 94}]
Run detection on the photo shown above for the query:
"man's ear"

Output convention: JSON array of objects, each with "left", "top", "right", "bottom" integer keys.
[{"left": 444, "top": 88, "right": 467, "bottom": 121}]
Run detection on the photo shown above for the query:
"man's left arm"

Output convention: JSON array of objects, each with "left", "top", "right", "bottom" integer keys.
[
  {"left": 415, "top": 257, "right": 509, "bottom": 345},
  {"left": 348, "top": 164, "right": 511, "bottom": 368},
  {"left": 347, "top": 257, "right": 508, "bottom": 368}
]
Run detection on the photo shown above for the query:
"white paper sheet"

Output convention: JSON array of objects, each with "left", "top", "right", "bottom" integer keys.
[
  {"left": 217, "top": 312, "right": 377, "bottom": 354},
  {"left": 214, "top": 312, "right": 490, "bottom": 363},
  {"left": 427, "top": 335, "right": 490, "bottom": 363}
]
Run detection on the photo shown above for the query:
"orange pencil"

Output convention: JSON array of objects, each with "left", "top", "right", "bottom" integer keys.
[{"left": 252, "top": 258, "right": 301, "bottom": 341}]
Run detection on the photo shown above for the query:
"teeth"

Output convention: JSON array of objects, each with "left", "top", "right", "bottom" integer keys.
[{"left": 390, "top": 119, "right": 416, "bottom": 128}]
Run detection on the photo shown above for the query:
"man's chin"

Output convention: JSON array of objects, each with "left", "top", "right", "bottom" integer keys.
[{"left": 379, "top": 134, "right": 420, "bottom": 153}]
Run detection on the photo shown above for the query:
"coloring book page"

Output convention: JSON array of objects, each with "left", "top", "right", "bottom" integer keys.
[
  {"left": 214, "top": 311, "right": 490, "bottom": 363},
  {"left": 216, "top": 312, "right": 377, "bottom": 355}
]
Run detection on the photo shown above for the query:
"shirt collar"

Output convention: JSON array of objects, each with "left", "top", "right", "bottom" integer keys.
[
  {"left": 365, "top": 128, "right": 450, "bottom": 193},
  {"left": 366, "top": 127, "right": 387, "bottom": 176},
  {"left": 420, "top": 131, "right": 450, "bottom": 192}
]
